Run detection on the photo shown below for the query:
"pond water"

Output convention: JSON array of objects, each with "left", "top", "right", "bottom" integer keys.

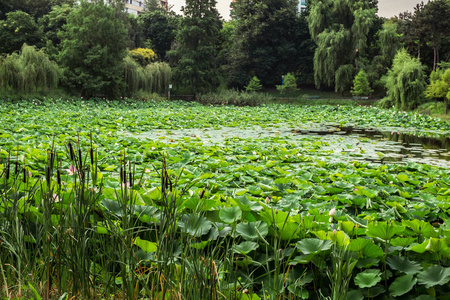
[{"left": 126, "top": 124, "right": 450, "bottom": 168}]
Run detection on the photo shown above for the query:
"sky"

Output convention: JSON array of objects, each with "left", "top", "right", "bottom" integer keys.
[{"left": 169, "top": 0, "right": 423, "bottom": 20}]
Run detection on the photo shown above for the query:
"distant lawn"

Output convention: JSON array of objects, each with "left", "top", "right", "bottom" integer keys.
[{"left": 417, "top": 101, "right": 450, "bottom": 121}]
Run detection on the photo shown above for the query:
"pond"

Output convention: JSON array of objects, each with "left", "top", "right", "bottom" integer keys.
[{"left": 126, "top": 123, "right": 450, "bottom": 168}]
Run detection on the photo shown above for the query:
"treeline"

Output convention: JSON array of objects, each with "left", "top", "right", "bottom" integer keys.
[{"left": 0, "top": 0, "right": 450, "bottom": 110}]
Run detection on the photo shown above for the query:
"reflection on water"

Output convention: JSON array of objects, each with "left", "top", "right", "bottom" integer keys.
[
  {"left": 126, "top": 124, "right": 450, "bottom": 168},
  {"left": 293, "top": 125, "right": 450, "bottom": 167}
]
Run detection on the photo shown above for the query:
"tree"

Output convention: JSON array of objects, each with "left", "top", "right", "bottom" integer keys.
[
  {"left": 0, "top": 44, "right": 61, "bottom": 93},
  {"left": 227, "top": 0, "right": 302, "bottom": 87},
  {"left": 364, "top": 21, "right": 401, "bottom": 89},
  {"left": 145, "top": 0, "right": 166, "bottom": 12},
  {"left": 381, "top": 49, "right": 426, "bottom": 110},
  {"left": 139, "top": 10, "right": 177, "bottom": 60},
  {"left": 245, "top": 76, "right": 262, "bottom": 92},
  {"left": 58, "top": 0, "right": 128, "bottom": 98},
  {"left": 351, "top": 70, "right": 373, "bottom": 97},
  {"left": 413, "top": 0, "right": 450, "bottom": 71},
  {"left": 425, "top": 68, "right": 450, "bottom": 114},
  {"left": 167, "top": 0, "right": 222, "bottom": 94},
  {"left": 39, "top": 4, "right": 74, "bottom": 59},
  {"left": 0, "top": 11, "right": 43, "bottom": 53},
  {"left": 308, "top": 0, "right": 377, "bottom": 93}
]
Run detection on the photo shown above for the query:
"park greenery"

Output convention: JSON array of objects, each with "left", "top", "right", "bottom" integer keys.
[
  {"left": 0, "top": 0, "right": 449, "bottom": 110},
  {"left": 1, "top": 0, "right": 450, "bottom": 299}
]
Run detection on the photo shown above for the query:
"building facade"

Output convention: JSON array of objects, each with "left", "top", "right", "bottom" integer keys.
[
  {"left": 124, "top": 0, "right": 168, "bottom": 15},
  {"left": 298, "top": 0, "right": 307, "bottom": 13}
]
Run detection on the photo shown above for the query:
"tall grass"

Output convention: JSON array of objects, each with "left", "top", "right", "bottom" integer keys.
[
  {"left": 0, "top": 44, "right": 61, "bottom": 93},
  {"left": 0, "top": 140, "right": 239, "bottom": 299}
]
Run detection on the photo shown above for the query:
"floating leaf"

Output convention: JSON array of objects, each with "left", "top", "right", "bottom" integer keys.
[
  {"left": 178, "top": 214, "right": 212, "bottom": 237},
  {"left": 386, "top": 256, "right": 422, "bottom": 275},
  {"left": 346, "top": 290, "right": 363, "bottom": 300},
  {"left": 366, "top": 222, "right": 404, "bottom": 242},
  {"left": 133, "top": 237, "right": 157, "bottom": 253}
]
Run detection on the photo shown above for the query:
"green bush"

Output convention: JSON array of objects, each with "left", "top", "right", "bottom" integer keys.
[
  {"left": 245, "top": 76, "right": 263, "bottom": 92},
  {"left": 196, "top": 89, "right": 273, "bottom": 106},
  {"left": 276, "top": 73, "right": 298, "bottom": 95},
  {"left": 351, "top": 70, "right": 373, "bottom": 97}
]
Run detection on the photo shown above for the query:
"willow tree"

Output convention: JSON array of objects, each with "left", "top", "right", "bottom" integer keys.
[
  {"left": 381, "top": 49, "right": 426, "bottom": 110},
  {"left": 308, "top": 0, "right": 376, "bottom": 93},
  {"left": 0, "top": 44, "right": 60, "bottom": 93},
  {"left": 123, "top": 56, "right": 171, "bottom": 96},
  {"left": 426, "top": 68, "right": 450, "bottom": 114}
]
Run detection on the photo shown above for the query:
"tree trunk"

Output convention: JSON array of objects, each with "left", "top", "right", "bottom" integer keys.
[
  {"left": 433, "top": 47, "right": 437, "bottom": 72},
  {"left": 446, "top": 97, "right": 448, "bottom": 115}
]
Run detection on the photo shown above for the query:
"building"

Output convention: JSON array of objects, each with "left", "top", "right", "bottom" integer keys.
[
  {"left": 231, "top": 0, "right": 307, "bottom": 19},
  {"left": 124, "top": 0, "right": 168, "bottom": 15},
  {"left": 298, "top": 0, "right": 307, "bottom": 13}
]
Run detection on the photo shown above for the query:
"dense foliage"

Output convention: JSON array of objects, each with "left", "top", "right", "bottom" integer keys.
[
  {"left": 308, "top": 0, "right": 377, "bottom": 93},
  {"left": 227, "top": 0, "right": 303, "bottom": 87},
  {"left": 58, "top": 0, "right": 128, "bottom": 98},
  {"left": 1, "top": 0, "right": 449, "bottom": 101},
  {"left": 168, "top": 0, "right": 222, "bottom": 94}
]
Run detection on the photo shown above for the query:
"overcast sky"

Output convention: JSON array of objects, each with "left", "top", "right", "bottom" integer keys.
[{"left": 169, "top": 0, "right": 423, "bottom": 20}]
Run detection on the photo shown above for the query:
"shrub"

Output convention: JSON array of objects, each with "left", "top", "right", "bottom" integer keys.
[
  {"left": 276, "top": 73, "right": 298, "bottom": 95},
  {"left": 351, "top": 70, "right": 373, "bottom": 97},
  {"left": 0, "top": 44, "right": 61, "bottom": 93},
  {"left": 129, "top": 48, "right": 158, "bottom": 66},
  {"left": 196, "top": 89, "right": 274, "bottom": 106},
  {"left": 245, "top": 76, "right": 263, "bottom": 92}
]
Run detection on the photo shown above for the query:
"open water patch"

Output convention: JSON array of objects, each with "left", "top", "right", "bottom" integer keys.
[{"left": 125, "top": 124, "right": 450, "bottom": 168}]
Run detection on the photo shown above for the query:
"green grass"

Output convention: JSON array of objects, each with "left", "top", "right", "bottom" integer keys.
[{"left": 416, "top": 101, "right": 450, "bottom": 121}]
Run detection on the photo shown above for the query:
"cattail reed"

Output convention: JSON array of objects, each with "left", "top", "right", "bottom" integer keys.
[
  {"left": 5, "top": 163, "right": 10, "bottom": 180},
  {"left": 90, "top": 132, "right": 94, "bottom": 166},
  {"left": 23, "top": 166, "right": 27, "bottom": 183},
  {"left": 78, "top": 148, "right": 83, "bottom": 169},
  {"left": 68, "top": 141, "right": 75, "bottom": 161},
  {"left": 50, "top": 150, "right": 55, "bottom": 170},
  {"left": 128, "top": 162, "right": 132, "bottom": 187}
]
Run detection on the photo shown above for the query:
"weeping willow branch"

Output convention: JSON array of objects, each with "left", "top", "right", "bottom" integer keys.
[
  {"left": 0, "top": 44, "right": 61, "bottom": 93},
  {"left": 123, "top": 55, "right": 172, "bottom": 96}
]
